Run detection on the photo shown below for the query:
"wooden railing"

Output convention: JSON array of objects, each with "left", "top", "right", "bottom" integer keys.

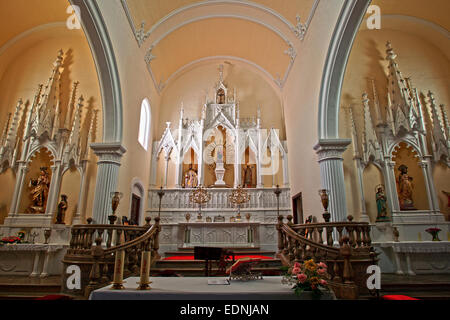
[
  {"left": 277, "top": 215, "right": 378, "bottom": 299},
  {"left": 62, "top": 217, "right": 161, "bottom": 297}
]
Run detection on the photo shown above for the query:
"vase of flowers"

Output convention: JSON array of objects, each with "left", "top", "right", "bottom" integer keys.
[
  {"left": 282, "top": 259, "right": 329, "bottom": 299},
  {"left": 425, "top": 228, "right": 441, "bottom": 241}
]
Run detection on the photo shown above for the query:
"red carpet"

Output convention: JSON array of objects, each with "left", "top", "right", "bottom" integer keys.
[
  {"left": 163, "top": 255, "right": 274, "bottom": 261},
  {"left": 382, "top": 295, "right": 419, "bottom": 300}
]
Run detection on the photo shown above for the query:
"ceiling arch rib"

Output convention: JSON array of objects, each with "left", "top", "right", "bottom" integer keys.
[
  {"left": 121, "top": 0, "right": 320, "bottom": 45},
  {"left": 164, "top": 56, "right": 283, "bottom": 97},
  {"left": 146, "top": 17, "right": 295, "bottom": 93}
]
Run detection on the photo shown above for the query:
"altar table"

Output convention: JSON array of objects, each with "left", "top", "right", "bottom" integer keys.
[{"left": 89, "top": 276, "right": 336, "bottom": 300}]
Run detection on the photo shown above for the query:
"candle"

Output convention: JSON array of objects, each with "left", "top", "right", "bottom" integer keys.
[
  {"left": 138, "top": 251, "right": 152, "bottom": 290},
  {"left": 112, "top": 250, "right": 125, "bottom": 289}
]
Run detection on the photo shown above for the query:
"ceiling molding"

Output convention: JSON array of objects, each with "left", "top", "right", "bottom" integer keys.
[
  {"left": 121, "top": 0, "right": 320, "bottom": 46},
  {"left": 157, "top": 55, "right": 283, "bottom": 95},
  {"left": 0, "top": 22, "right": 67, "bottom": 56}
]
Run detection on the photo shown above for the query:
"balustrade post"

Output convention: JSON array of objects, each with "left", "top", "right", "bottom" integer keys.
[
  {"left": 85, "top": 238, "right": 104, "bottom": 297},
  {"left": 340, "top": 236, "right": 354, "bottom": 284},
  {"left": 152, "top": 217, "right": 161, "bottom": 260},
  {"left": 276, "top": 215, "right": 284, "bottom": 257}
]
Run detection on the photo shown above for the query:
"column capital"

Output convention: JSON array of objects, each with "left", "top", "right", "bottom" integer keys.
[
  {"left": 90, "top": 142, "right": 127, "bottom": 165},
  {"left": 314, "top": 139, "right": 351, "bottom": 162}
]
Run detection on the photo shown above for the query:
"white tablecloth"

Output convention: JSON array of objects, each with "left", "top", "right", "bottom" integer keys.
[{"left": 89, "top": 276, "right": 336, "bottom": 300}]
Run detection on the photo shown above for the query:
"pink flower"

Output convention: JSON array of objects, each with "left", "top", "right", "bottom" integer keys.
[
  {"left": 297, "top": 273, "right": 307, "bottom": 283},
  {"left": 318, "top": 262, "right": 327, "bottom": 269},
  {"left": 292, "top": 267, "right": 300, "bottom": 275},
  {"left": 320, "top": 279, "right": 327, "bottom": 286},
  {"left": 317, "top": 268, "right": 326, "bottom": 275},
  {"left": 293, "top": 262, "right": 301, "bottom": 269}
]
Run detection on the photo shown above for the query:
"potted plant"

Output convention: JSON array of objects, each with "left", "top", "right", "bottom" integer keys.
[{"left": 282, "top": 259, "right": 330, "bottom": 299}]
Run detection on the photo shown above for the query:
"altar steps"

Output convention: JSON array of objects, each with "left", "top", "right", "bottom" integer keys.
[
  {"left": 0, "top": 275, "right": 63, "bottom": 300},
  {"left": 154, "top": 248, "right": 282, "bottom": 277},
  {"left": 361, "top": 274, "right": 450, "bottom": 300}
]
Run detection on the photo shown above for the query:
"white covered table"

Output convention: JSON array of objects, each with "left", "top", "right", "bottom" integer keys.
[{"left": 89, "top": 276, "right": 336, "bottom": 300}]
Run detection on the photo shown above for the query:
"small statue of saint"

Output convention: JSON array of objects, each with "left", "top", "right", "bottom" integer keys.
[
  {"left": 184, "top": 165, "right": 198, "bottom": 188},
  {"left": 27, "top": 167, "right": 50, "bottom": 213},
  {"left": 55, "top": 194, "right": 68, "bottom": 224},
  {"left": 243, "top": 165, "right": 253, "bottom": 188},
  {"left": 397, "top": 165, "right": 416, "bottom": 210},
  {"left": 375, "top": 185, "right": 389, "bottom": 222}
]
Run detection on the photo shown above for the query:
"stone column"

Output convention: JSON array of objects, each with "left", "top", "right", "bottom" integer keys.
[
  {"left": 164, "top": 155, "right": 170, "bottom": 188},
  {"left": 72, "top": 162, "right": 87, "bottom": 225},
  {"left": 256, "top": 129, "right": 263, "bottom": 188},
  {"left": 419, "top": 157, "right": 440, "bottom": 214},
  {"left": 282, "top": 154, "right": 290, "bottom": 187},
  {"left": 234, "top": 131, "right": 241, "bottom": 187},
  {"left": 383, "top": 159, "right": 400, "bottom": 212},
  {"left": 314, "top": 139, "right": 351, "bottom": 222},
  {"left": 45, "top": 161, "right": 63, "bottom": 217},
  {"left": 90, "top": 143, "right": 126, "bottom": 225},
  {"left": 355, "top": 158, "right": 370, "bottom": 222},
  {"left": 9, "top": 162, "right": 29, "bottom": 215}
]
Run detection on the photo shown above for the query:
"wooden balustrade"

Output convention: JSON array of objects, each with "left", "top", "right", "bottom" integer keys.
[
  {"left": 62, "top": 216, "right": 161, "bottom": 298},
  {"left": 277, "top": 215, "right": 378, "bottom": 299}
]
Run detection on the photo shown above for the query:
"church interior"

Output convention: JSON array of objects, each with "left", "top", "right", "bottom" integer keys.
[{"left": 0, "top": 0, "right": 448, "bottom": 301}]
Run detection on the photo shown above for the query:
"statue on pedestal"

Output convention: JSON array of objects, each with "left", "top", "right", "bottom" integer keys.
[
  {"left": 375, "top": 185, "right": 389, "bottom": 222},
  {"left": 397, "top": 165, "right": 416, "bottom": 210},
  {"left": 243, "top": 165, "right": 253, "bottom": 188},
  {"left": 27, "top": 167, "right": 50, "bottom": 214},
  {"left": 55, "top": 194, "right": 68, "bottom": 224}
]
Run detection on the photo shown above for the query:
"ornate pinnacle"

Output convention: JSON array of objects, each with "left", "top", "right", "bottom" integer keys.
[{"left": 386, "top": 41, "right": 397, "bottom": 60}]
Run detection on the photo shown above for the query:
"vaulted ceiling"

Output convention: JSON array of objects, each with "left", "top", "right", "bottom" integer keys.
[
  {"left": 0, "top": 0, "right": 69, "bottom": 49},
  {"left": 122, "top": 0, "right": 319, "bottom": 93}
]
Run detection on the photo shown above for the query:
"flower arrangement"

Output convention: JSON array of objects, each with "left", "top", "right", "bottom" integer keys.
[
  {"left": 0, "top": 231, "right": 26, "bottom": 244},
  {"left": 1, "top": 236, "right": 22, "bottom": 244},
  {"left": 425, "top": 227, "right": 441, "bottom": 241},
  {"left": 282, "top": 259, "right": 329, "bottom": 298}
]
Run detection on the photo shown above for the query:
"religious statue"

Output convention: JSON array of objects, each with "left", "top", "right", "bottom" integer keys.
[
  {"left": 27, "top": 167, "right": 50, "bottom": 213},
  {"left": 184, "top": 166, "right": 198, "bottom": 188},
  {"left": 375, "top": 185, "right": 389, "bottom": 222},
  {"left": 397, "top": 165, "right": 416, "bottom": 210},
  {"left": 217, "top": 89, "right": 225, "bottom": 104},
  {"left": 55, "top": 194, "right": 68, "bottom": 224},
  {"left": 243, "top": 165, "right": 253, "bottom": 188}
]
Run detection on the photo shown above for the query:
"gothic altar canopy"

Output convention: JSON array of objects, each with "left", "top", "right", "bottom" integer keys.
[
  {"left": 148, "top": 66, "right": 291, "bottom": 253},
  {"left": 150, "top": 65, "right": 289, "bottom": 190}
]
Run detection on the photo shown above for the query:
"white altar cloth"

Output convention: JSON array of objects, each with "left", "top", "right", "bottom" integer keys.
[{"left": 89, "top": 276, "right": 336, "bottom": 300}]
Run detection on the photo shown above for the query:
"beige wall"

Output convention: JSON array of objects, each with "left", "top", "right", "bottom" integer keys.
[
  {"left": 341, "top": 27, "right": 450, "bottom": 220},
  {"left": 0, "top": 25, "right": 101, "bottom": 222},
  {"left": 96, "top": 0, "right": 162, "bottom": 221},
  {"left": 283, "top": 0, "right": 345, "bottom": 220}
]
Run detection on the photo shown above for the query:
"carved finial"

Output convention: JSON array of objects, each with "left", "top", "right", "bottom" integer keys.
[
  {"left": 386, "top": 41, "right": 397, "bottom": 60},
  {"left": 218, "top": 64, "right": 224, "bottom": 83}
]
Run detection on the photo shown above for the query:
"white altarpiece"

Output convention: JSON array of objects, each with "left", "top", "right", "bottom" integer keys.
[
  {"left": 0, "top": 51, "right": 98, "bottom": 276},
  {"left": 349, "top": 42, "right": 450, "bottom": 274},
  {"left": 149, "top": 66, "right": 291, "bottom": 253}
]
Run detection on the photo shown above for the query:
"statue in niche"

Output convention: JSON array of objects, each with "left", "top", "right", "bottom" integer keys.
[
  {"left": 184, "top": 165, "right": 198, "bottom": 188},
  {"left": 243, "top": 165, "right": 254, "bottom": 188},
  {"left": 27, "top": 167, "right": 50, "bottom": 214},
  {"left": 216, "top": 88, "right": 225, "bottom": 104},
  {"left": 55, "top": 194, "right": 68, "bottom": 224},
  {"left": 397, "top": 164, "right": 416, "bottom": 210},
  {"left": 375, "top": 185, "right": 389, "bottom": 222}
]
